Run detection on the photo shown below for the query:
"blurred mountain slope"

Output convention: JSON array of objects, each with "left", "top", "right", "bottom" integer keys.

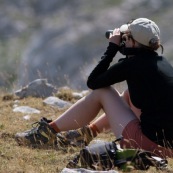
[{"left": 0, "top": 0, "right": 173, "bottom": 90}]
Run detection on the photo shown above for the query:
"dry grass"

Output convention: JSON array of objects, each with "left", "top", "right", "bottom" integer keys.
[{"left": 0, "top": 92, "right": 173, "bottom": 173}]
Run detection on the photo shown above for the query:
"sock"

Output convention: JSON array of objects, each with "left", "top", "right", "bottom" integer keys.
[
  {"left": 49, "top": 122, "right": 60, "bottom": 133},
  {"left": 89, "top": 124, "right": 100, "bottom": 137}
]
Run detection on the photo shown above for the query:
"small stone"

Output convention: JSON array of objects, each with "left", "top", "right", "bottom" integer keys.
[
  {"left": 43, "top": 96, "right": 72, "bottom": 109},
  {"left": 13, "top": 106, "right": 40, "bottom": 114}
]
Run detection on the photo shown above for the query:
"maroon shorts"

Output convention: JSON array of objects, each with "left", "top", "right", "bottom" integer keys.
[{"left": 120, "top": 119, "right": 173, "bottom": 158}]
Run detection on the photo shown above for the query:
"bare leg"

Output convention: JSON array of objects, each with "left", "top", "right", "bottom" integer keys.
[
  {"left": 98, "top": 87, "right": 137, "bottom": 137},
  {"left": 54, "top": 87, "right": 137, "bottom": 137},
  {"left": 121, "top": 89, "right": 141, "bottom": 119},
  {"left": 90, "top": 113, "right": 110, "bottom": 132},
  {"left": 14, "top": 87, "right": 140, "bottom": 147},
  {"left": 53, "top": 91, "right": 102, "bottom": 130},
  {"left": 90, "top": 89, "right": 141, "bottom": 134}
]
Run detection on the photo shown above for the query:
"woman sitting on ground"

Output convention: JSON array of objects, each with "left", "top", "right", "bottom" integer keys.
[{"left": 15, "top": 18, "right": 173, "bottom": 158}]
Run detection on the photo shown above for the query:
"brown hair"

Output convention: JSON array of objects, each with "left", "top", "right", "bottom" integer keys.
[
  {"left": 137, "top": 38, "right": 164, "bottom": 54},
  {"left": 149, "top": 38, "right": 164, "bottom": 53}
]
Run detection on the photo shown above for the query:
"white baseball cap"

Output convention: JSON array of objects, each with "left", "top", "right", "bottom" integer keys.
[{"left": 120, "top": 18, "right": 160, "bottom": 47}]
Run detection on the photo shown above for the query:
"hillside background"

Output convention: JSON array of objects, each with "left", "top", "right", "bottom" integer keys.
[{"left": 0, "top": 0, "right": 173, "bottom": 92}]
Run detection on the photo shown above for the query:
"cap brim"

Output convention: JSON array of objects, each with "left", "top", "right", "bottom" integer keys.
[{"left": 120, "top": 24, "right": 129, "bottom": 33}]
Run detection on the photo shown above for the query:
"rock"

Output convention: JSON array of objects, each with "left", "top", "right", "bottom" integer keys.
[
  {"left": 23, "top": 115, "right": 31, "bottom": 120},
  {"left": 15, "top": 79, "right": 57, "bottom": 99},
  {"left": 72, "top": 90, "right": 89, "bottom": 99},
  {"left": 43, "top": 96, "right": 72, "bottom": 109},
  {"left": 61, "top": 168, "right": 118, "bottom": 173},
  {"left": 13, "top": 106, "right": 40, "bottom": 114}
]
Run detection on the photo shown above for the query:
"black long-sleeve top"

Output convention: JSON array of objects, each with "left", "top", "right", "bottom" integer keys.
[{"left": 87, "top": 42, "right": 173, "bottom": 146}]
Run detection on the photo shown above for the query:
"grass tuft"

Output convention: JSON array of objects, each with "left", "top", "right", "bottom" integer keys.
[{"left": 0, "top": 93, "right": 172, "bottom": 172}]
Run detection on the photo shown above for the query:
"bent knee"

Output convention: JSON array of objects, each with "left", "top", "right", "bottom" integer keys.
[{"left": 92, "top": 87, "right": 120, "bottom": 97}]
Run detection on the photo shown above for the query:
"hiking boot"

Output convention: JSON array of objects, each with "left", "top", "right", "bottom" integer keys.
[
  {"left": 15, "top": 117, "right": 57, "bottom": 148},
  {"left": 56, "top": 126, "right": 94, "bottom": 148}
]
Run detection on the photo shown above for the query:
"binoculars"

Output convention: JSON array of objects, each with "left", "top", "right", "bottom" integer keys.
[{"left": 105, "top": 30, "right": 113, "bottom": 39}]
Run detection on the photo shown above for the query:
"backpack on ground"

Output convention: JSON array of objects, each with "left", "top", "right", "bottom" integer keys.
[{"left": 66, "top": 139, "right": 168, "bottom": 171}]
